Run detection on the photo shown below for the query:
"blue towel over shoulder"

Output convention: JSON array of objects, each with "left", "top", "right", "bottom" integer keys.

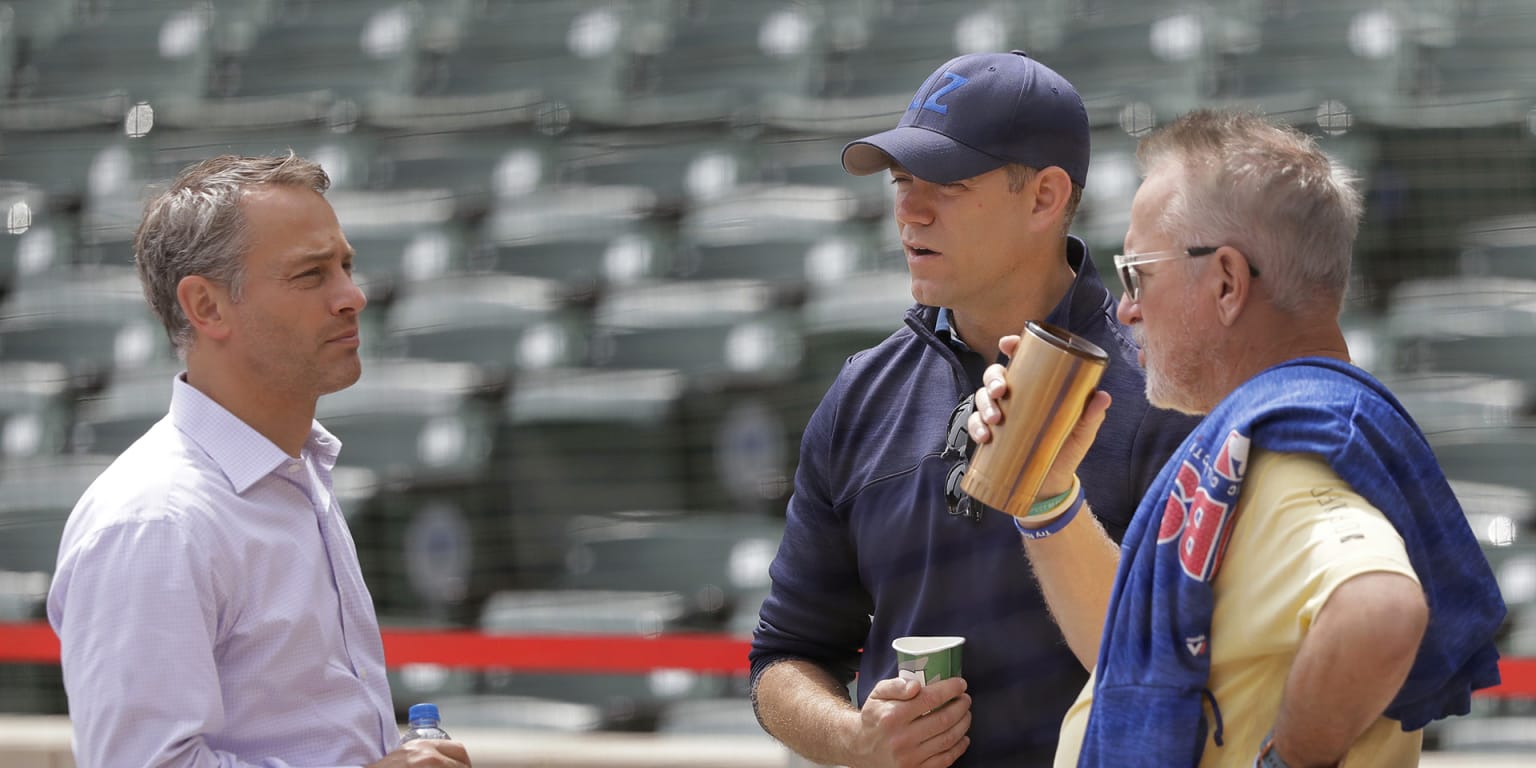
[{"left": 1079, "top": 358, "right": 1505, "bottom": 766}]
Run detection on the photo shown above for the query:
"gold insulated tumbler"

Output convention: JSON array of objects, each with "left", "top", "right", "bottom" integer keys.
[{"left": 960, "top": 321, "right": 1108, "bottom": 517}]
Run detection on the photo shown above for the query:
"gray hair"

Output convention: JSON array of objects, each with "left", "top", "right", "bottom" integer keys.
[
  {"left": 1135, "top": 110, "right": 1362, "bottom": 314},
  {"left": 134, "top": 152, "right": 331, "bottom": 354}
]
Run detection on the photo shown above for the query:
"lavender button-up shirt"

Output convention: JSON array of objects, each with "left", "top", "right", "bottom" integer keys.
[{"left": 48, "top": 375, "right": 397, "bottom": 767}]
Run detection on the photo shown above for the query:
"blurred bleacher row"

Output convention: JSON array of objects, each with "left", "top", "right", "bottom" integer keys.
[{"left": 3, "top": 0, "right": 1536, "bottom": 752}]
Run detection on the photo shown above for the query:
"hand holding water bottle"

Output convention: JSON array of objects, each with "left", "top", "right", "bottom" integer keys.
[{"left": 367, "top": 702, "right": 471, "bottom": 767}]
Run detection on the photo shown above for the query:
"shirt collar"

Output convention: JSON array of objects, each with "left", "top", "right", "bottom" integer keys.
[
  {"left": 934, "top": 307, "right": 972, "bottom": 352},
  {"left": 170, "top": 374, "right": 341, "bottom": 494},
  {"left": 1046, "top": 235, "right": 1098, "bottom": 328}
]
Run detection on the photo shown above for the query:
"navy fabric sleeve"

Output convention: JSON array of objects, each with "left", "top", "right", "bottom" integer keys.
[{"left": 749, "top": 369, "right": 874, "bottom": 688}]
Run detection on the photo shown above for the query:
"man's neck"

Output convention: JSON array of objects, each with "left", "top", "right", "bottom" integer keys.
[
  {"left": 951, "top": 245, "right": 1077, "bottom": 357},
  {"left": 185, "top": 358, "right": 315, "bottom": 458},
  {"left": 1208, "top": 312, "right": 1353, "bottom": 411}
]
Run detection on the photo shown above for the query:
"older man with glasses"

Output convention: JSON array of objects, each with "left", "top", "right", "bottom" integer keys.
[{"left": 969, "top": 109, "right": 1504, "bottom": 767}]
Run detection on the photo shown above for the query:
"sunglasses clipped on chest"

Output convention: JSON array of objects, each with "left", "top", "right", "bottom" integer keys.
[{"left": 942, "top": 395, "right": 983, "bottom": 522}]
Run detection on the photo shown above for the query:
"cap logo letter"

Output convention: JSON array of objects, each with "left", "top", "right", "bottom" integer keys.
[{"left": 910, "top": 72, "right": 969, "bottom": 116}]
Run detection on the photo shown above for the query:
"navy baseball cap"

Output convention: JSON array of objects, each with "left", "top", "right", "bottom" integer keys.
[{"left": 841, "top": 51, "right": 1089, "bottom": 187}]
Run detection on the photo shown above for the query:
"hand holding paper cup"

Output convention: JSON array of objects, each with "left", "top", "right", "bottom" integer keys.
[{"left": 892, "top": 635, "right": 964, "bottom": 687}]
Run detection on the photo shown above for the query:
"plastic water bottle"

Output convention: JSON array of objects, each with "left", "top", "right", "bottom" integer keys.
[{"left": 401, "top": 703, "right": 451, "bottom": 742}]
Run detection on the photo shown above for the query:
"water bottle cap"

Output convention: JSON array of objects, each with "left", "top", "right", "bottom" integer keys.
[{"left": 408, "top": 703, "right": 440, "bottom": 722}]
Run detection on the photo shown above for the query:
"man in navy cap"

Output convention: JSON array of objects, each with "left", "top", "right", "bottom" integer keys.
[{"left": 748, "top": 52, "right": 1197, "bottom": 767}]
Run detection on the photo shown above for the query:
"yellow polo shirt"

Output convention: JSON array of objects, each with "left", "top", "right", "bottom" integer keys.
[{"left": 1055, "top": 450, "right": 1423, "bottom": 766}]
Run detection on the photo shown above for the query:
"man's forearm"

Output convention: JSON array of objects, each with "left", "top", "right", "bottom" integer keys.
[
  {"left": 753, "top": 659, "right": 861, "bottom": 766},
  {"left": 1272, "top": 571, "right": 1428, "bottom": 766},
  {"left": 1020, "top": 504, "right": 1121, "bottom": 669}
]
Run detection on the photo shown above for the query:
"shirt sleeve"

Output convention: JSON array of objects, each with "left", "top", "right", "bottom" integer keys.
[
  {"left": 48, "top": 516, "right": 359, "bottom": 768},
  {"left": 748, "top": 379, "right": 873, "bottom": 689},
  {"left": 1230, "top": 451, "right": 1420, "bottom": 637}
]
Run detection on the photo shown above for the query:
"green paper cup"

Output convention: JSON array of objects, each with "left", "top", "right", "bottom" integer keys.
[{"left": 892, "top": 635, "right": 964, "bottom": 687}]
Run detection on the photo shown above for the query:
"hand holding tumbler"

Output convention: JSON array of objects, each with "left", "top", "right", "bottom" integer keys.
[{"left": 960, "top": 321, "right": 1107, "bottom": 517}]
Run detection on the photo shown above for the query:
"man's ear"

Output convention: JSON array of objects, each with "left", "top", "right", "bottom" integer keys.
[
  {"left": 1212, "top": 246, "right": 1255, "bottom": 327},
  {"left": 177, "top": 275, "right": 233, "bottom": 342},
  {"left": 1027, "top": 166, "right": 1075, "bottom": 235}
]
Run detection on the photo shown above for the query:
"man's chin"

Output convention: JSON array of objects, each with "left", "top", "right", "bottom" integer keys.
[{"left": 319, "top": 364, "right": 364, "bottom": 397}]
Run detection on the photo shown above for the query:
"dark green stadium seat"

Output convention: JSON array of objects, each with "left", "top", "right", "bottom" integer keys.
[
  {"left": 495, "top": 367, "right": 691, "bottom": 575},
  {"left": 1414, "top": 0, "right": 1536, "bottom": 105},
  {"left": 473, "top": 587, "right": 727, "bottom": 731},
  {"left": 1384, "top": 373, "right": 1528, "bottom": 437},
  {"left": 210, "top": 0, "right": 418, "bottom": 101},
  {"left": 0, "top": 266, "right": 175, "bottom": 390},
  {"left": 585, "top": 279, "right": 808, "bottom": 516},
  {"left": 1430, "top": 426, "right": 1536, "bottom": 499},
  {"left": 555, "top": 130, "right": 760, "bottom": 215},
  {"left": 1386, "top": 277, "right": 1536, "bottom": 386},
  {"left": 318, "top": 359, "right": 517, "bottom": 625},
  {"left": 0, "top": 453, "right": 115, "bottom": 715},
  {"left": 753, "top": 134, "right": 892, "bottom": 219},
  {"left": 383, "top": 273, "right": 592, "bottom": 373},
  {"left": 1075, "top": 126, "right": 1142, "bottom": 261},
  {"left": 0, "top": 453, "right": 113, "bottom": 584},
  {"left": 591, "top": 279, "right": 803, "bottom": 382},
  {"left": 800, "top": 270, "right": 913, "bottom": 392},
  {"left": 457, "top": 509, "right": 781, "bottom": 731},
  {"left": 0, "top": 181, "right": 61, "bottom": 299},
  {"left": 13, "top": 2, "right": 213, "bottom": 104},
  {"left": 367, "top": 130, "right": 558, "bottom": 204},
  {"left": 1459, "top": 215, "right": 1536, "bottom": 281},
  {"left": 761, "top": 0, "right": 979, "bottom": 134},
  {"left": 560, "top": 511, "right": 783, "bottom": 626},
  {"left": 69, "top": 361, "right": 178, "bottom": 455},
  {"left": 1033, "top": 1, "right": 1213, "bottom": 128},
  {"left": 0, "top": 361, "right": 76, "bottom": 458},
  {"left": 0, "top": 128, "right": 148, "bottom": 202},
  {"left": 147, "top": 126, "right": 379, "bottom": 189},
  {"left": 594, "top": 0, "right": 824, "bottom": 128},
  {"left": 1206, "top": 0, "right": 1414, "bottom": 120},
  {"left": 323, "top": 190, "right": 470, "bottom": 308},
  {"left": 676, "top": 189, "right": 889, "bottom": 289},
  {"left": 475, "top": 196, "right": 677, "bottom": 291},
  {"left": 413, "top": 0, "right": 631, "bottom": 119}
]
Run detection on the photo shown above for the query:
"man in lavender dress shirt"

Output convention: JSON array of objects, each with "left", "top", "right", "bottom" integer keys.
[{"left": 47, "top": 154, "right": 471, "bottom": 767}]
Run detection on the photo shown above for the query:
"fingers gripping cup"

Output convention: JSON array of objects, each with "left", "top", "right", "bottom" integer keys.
[
  {"left": 960, "top": 321, "right": 1108, "bottom": 517},
  {"left": 893, "top": 636, "right": 965, "bottom": 687}
]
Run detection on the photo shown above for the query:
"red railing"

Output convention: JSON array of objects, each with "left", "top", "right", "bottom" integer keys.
[{"left": 3, "top": 621, "right": 1535, "bottom": 697}]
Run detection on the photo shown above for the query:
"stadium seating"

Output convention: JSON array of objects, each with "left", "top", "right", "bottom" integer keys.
[
  {"left": 209, "top": 0, "right": 418, "bottom": 102},
  {"left": 474, "top": 192, "right": 676, "bottom": 292},
  {"left": 317, "top": 358, "right": 516, "bottom": 624},
  {"left": 0, "top": 361, "right": 73, "bottom": 459},
  {"left": 0, "top": 266, "right": 173, "bottom": 392},
  {"left": 0, "top": 453, "right": 116, "bottom": 714},
  {"left": 13, "top": 1, "right": 212, "bottom": 105},
  {"left": 676, "top": 187, "right": 890, "bottom": 290},
  {"left": 598, "top": 0, "right": 825, "bottom": 127}
]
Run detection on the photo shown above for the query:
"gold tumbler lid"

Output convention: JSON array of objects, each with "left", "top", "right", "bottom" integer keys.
[{"left": 1024, "top": 320, "right": 1108, "bottom": 365}]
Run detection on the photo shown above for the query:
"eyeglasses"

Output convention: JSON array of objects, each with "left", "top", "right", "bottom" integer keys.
[
  {"left": 1113, "top": 246, "right": 1258, "bottom": 303},
  {"left": 942, "top": 395, "right": 982, "bottom": 522}
]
